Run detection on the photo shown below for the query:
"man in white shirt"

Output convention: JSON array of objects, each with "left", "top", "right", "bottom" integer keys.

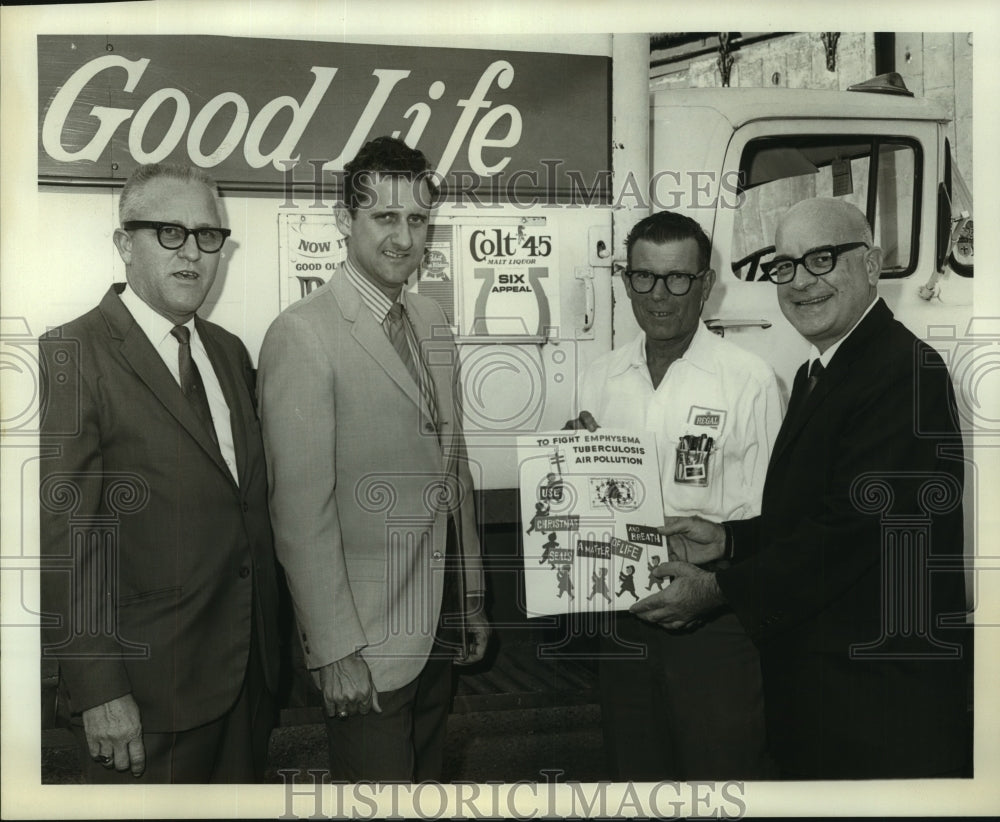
[
  {"left": 39, "top": 163, "right": 280, "bottom": 782},
  {"left": 568, "top": 210, "right": 782, "bottom": 780}
]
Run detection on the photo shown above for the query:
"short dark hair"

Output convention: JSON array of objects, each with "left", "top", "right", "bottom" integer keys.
[
  {"left": 625, "top": 211, "right": 712, "bottom": 271},
  {"left": 343, "top": 136, "right": 438, "bottom": 213}
]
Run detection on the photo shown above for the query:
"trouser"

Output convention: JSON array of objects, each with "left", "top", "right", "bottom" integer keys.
[
  {"left": 598, "top": 610, "right": 774, "bottom": 781},
  {"left": 323, "top": 635, "right": 455, "bottom": 782},
  {"left": 323, "top": 518, "right": 462, "bottom": 782},
  {"left": 72, "top": 619, "right": 274, "bottom": 784}
]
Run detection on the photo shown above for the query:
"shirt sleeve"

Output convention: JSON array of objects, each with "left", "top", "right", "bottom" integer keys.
[{"left": 730, "top": 367, "right": 784, "bottom": 519}]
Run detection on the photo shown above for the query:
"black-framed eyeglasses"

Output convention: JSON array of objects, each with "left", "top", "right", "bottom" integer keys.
[
  {"left": 123, "top": 221, "right": 231, "bottom": 253},
  {"left": 623, "top": 268, "right": 708, "bottom": 296},
  {"left": 761, "top": 242, "right": 869, "bottom": 284}
]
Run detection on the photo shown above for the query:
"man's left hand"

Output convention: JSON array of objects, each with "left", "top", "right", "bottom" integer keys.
[
  {"left": 630, "top": 561, "right": 726, "bottom": 630},
  {"left": 455, "top": 597, "right": 490, "bottom": 665}
]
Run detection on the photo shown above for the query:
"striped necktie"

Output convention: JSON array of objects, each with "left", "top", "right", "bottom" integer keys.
[
  {"left": 385, "top": 302, "right": 439, "bottom": 433},
  {"left": 386, "top": 303, "right": 419, "bottom": 385}
]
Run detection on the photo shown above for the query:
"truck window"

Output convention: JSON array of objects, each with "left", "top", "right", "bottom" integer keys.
[{"left": 731, "top": 136, "right": 920, "bottom": 281}]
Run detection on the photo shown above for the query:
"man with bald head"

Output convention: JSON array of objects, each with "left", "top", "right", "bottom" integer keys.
[{"left": 632, "top": 198, "right": 970, "bottom": 779}]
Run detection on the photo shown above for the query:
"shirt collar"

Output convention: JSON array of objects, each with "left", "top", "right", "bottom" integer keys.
[
  {"left": 809, "top": 294, "right": 879, "bottom": 369},
  {"left": 118, "top": 283, "right": 193, "bottom": 346},
  {"left": 615, "top": 321, "right": 716, "bottom": 378},
  {"left": 342, "top": 258, "right": 400, "bottom": 323}
]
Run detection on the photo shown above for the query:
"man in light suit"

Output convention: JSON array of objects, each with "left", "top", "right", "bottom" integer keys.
[
  {"left": 257, "top": 137, "right": 489, "bottom": 781},
  {"left": 39, "top": 163, "right": 280, "bottom": 782},
  {"left": 633, "top": 199, "right": 970, "bottom": 779}
]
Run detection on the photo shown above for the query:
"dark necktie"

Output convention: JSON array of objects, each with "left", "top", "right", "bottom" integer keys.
[
  {"left": 170, "top": 325, "right": 219, "bottom": 446},
  {"left": 804, "top": 358, "right": 825, "bottom": 399},
  {"left": 785, "top": 358, "right": 824, "bottom": 423}
]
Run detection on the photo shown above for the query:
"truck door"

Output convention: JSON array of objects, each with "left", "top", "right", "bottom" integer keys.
[{"left": 707, "top": 118, "right": 952, "bottom": 396}]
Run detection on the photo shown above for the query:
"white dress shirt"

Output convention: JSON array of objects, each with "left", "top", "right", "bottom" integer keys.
[
  {"left": 119, "top": 284, "right": 239, "bottom": 484},
  {"left": 579, "top": 322, "right": 783, "bottom": 522},
  {"left": 807, "top": 294, "right": 880, "bottom": 371}
]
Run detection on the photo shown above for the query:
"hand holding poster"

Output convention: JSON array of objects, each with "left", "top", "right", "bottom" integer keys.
[{"left": 517, "top": 430, "right": 665, "bottom": 616}]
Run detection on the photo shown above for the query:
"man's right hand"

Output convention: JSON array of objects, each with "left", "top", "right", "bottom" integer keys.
[
  {"left": 317, "top": 653, "right": 381, "bottom": 719},
  {"left": 563, "top": 410, "right": 599, "bottom": 431},
  {"left": 659, "top": 516, "right": 727, "bottom": 565},
  {"left": 82, "top": 693, "right": 145, "bottom": 777}
]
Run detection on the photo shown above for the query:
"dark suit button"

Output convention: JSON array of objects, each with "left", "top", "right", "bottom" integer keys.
[
  {"left": 239, "top": 566, "right": 251, "bottom": 578},
  {"left": 242, "top": 502, "right": 249, "bottom": 513}
]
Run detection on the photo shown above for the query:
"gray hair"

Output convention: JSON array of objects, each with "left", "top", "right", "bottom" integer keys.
[{"left": 118, "top": 163, "right": 221, "bottom": 224}]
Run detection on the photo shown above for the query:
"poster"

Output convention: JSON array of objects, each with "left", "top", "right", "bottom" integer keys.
[
  {"left": 277, "top": 212, "right": 457, "bottom": 321},
  {"left": 517, "top": 430, "right": 665, "bottom": 616},
  {"left": 461, "top": 220, "right": 559, "bottom": 337}
]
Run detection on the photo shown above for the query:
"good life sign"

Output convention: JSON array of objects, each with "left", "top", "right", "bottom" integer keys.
[{"left": 37, "top": 34, "right": 610, "bottom": 198}]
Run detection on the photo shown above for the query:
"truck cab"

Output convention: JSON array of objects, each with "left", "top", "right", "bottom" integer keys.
[{"left": 634, "top": 74, "right": 974, "bottom": 398}]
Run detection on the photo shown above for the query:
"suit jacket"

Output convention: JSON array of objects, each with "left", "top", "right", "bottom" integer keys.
[
  {"left": 717, "top": 299, "right": 970, "bottom": 778},
  {"left": 257, "top": 268, "right": 484, "bottom": 692},
  {"left": 39, "top": 284, "right": 280, "bottom": 733}
]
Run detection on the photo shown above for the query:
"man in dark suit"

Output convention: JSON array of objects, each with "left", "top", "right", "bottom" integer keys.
[
  {"left": 39, "top": 163, "right": 280, "bottom": 783},
  {"left": 631, "top": 198, "right": 970, "bottom": 779}
]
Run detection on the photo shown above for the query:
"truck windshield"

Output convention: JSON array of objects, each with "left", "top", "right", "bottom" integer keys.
[{"left": 732, "top": 135, "right": 920, "bottom": 280}]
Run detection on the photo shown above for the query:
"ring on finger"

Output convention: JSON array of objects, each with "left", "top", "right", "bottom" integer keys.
[{"left": 93, "top": 754, "right": 112, "bottom": 765}]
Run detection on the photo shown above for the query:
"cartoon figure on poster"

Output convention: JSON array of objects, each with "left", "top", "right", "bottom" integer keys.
[
  {"left": 525, "top": 502, "right": 550, "bottom": 536},
  {"left": 588, "top": 567, "right": 612, "bottom": 603},
  {"left": 645, "top": 554, "right": 664, "bottom": 592},
  {"left": 556, "top": 565, "right": 575, "bottom": 600},
  {"left": 539, "top": 533, "right": 559, "bottom": 567},
  {"left": 617, "top": 564, "right": 639, "bottom": 602}
]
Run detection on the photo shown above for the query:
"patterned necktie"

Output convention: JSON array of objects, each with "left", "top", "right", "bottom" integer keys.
[
  {"left": 386, "top": 303, "right": 419, "bottom": 385},
  {"left": 170, "top": 325, "right": 219, "bottom": 446},
  {"left": 385, "top": 302, "right": 439, "bottom": 433}
]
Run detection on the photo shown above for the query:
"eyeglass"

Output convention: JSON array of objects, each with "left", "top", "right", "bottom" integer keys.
[
  {"left": 123, "top": 221, "right": 231, "bottom": 254},
  {"left": 624, "top": 268, "right": 708, "bottom": 296},
  {"left": 761, "top": 242, "right": 869, "bottom": 284}
]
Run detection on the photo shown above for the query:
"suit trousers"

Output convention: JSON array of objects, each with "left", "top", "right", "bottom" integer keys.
[
  {"left": 598, "top": 610, "right": 774, "bottom": 781},
  {"left": 323, "top": 636, "right": 455, "bottom": 782},
  {"left": 323, "top": 518, "right": 464, "bottom": 782},
  {"left": 71, "top": 614, "right": 274, "bottom": 783}
]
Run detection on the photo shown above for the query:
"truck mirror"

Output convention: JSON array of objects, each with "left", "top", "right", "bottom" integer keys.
[{"left": 949, "top": 214, "right": 973, "bottom": 277}]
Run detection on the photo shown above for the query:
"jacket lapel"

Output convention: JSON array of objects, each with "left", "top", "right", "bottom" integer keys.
[
  {"left": 100, "top": 286, "right": 234, "bottom": 483},
  {"left": 769, "top": 361, "right": 809, "bottom": 465},
  {"left": 769, "top": 299, "right": 893, "bottom": 466},
  {"left": 331, "top": 271, "right": 426, "bottom": 413}
]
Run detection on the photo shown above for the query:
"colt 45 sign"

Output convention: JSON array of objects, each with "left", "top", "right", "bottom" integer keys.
[{"left": 463, "top": 222, "right": 559, "bottom": 338}]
